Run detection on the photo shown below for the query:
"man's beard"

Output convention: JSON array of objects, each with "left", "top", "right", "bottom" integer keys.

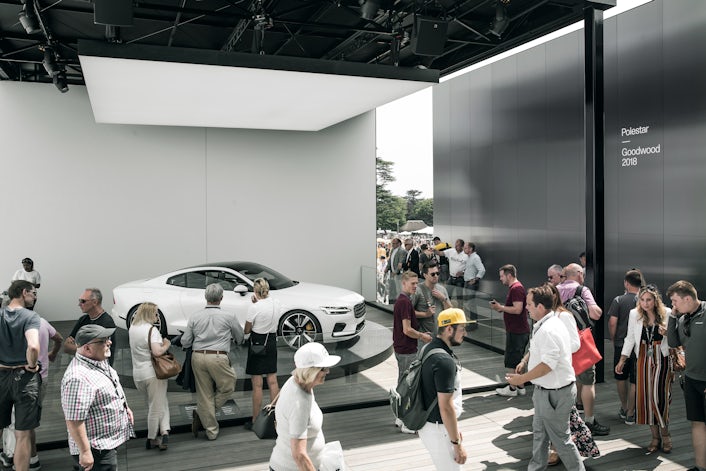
[{"left": 450, "top": 337, "right": 462, "bottom": 347}]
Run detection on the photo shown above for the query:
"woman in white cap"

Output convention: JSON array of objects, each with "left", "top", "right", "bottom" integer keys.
[{"left": 268, "top": 342, "right": 340, "bottom": 471}]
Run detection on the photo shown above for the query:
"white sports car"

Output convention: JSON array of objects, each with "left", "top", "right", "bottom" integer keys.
[{"left": 111, "top": 262, "right": 366, "bottom": 348}]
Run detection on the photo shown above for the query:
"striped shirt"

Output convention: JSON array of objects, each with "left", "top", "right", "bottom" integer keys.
[{"left": 61, "top": 353, "right": 134, "bottom": 454}]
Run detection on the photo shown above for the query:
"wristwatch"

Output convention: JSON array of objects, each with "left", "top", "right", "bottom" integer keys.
[{"left": 450, "top": 437, "right": 462, "bottom": 445}]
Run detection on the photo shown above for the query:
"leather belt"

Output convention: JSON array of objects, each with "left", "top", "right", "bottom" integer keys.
[
  {"left": 536, "top": 381, "right": 574, "bottom": 391},
  {"left": 193, "top": 350, "right": 227, "bottom": 355}
]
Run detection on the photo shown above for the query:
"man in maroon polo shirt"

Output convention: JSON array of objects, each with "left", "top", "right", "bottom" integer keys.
[{"left": 392, "top": 270, "right": 433, "bottom": 434}]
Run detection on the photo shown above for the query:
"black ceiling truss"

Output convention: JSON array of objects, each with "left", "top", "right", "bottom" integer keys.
[{"left": 0, "top": 0, "right": 598, "bottom": 88}]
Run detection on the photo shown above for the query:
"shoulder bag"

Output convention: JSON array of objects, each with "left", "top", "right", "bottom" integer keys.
[
  {"left": 252, "top": 391, "right": 279, "bottom": 439},
  {"left": 249, "top": 303, "right": 275, "bottom": 356},
  {"left": 572, "top": 328, "right": 602, "bottom": 376},
  {"left": 149, "top": 326, "right": 182, "bottom": 379},
  {"left": 669, "top": 346, "right": 686, "bottom": 372}
]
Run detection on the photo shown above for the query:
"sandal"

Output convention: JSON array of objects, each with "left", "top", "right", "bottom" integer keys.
[
  {"left": 661, "top": 433, "right": 672, "bottom": 454},
  {"left": 647, "top": 436, "right": 661, "bottom": 453}
]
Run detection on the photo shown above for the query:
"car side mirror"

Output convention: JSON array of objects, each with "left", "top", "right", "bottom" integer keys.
[{"left": 234, "top": 285, "right": 248, "bottom": 296}]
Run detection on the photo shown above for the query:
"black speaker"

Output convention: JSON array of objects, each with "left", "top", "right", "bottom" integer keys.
[
  {"left": 411, "top": 16, "right": 448, "bottom": 56},
  {"left": 94, "top": 0, "right": 133, "bottom": 27}
]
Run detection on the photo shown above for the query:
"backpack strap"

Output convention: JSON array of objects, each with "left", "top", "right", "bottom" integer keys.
[{"left": 575, "top": 285, "right": 584, "bottom": 298}]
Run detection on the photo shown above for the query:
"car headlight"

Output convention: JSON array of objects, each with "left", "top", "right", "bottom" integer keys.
[{"left": 321, "top": 306, "right": 351, "bottom": 315}]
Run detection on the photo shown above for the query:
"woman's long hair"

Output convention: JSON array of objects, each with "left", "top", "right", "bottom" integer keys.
[
  {"left": 132, "top": 302, "right": 158, "bottom": 327},
  {"left": 636, "top": 285, "right": 667, "bottom": 326}
]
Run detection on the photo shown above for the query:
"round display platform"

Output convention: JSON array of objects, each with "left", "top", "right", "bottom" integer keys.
[{"left": 114, "top": 320, "right": 392, "bottom": 391}]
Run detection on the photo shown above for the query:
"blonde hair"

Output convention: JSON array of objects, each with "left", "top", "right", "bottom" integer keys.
[
  {"left": 292, "top": 367, "right": 322, "bottom": 387},
  {"left": 253, "top": 278, "right": 270, "bottom": 299},
  {"left": 636, "top": 285, "right": 667, "bottom": 326},
  {"left": 132, "top": 302, "right": 158, "bottom": 326}
]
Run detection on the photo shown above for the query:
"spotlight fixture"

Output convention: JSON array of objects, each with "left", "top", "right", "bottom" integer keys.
[
  {"left": 18, "top": 1, "right": 41, "bottom": 35},
  {"left": 42, "top": 47, "right": 59, "bottom": 76},
  {"left": 53, "top": 71, "right": 69, "bottom": 93},
  {"left": 359, "top": 0, "right": 380, "bottom": 20},
  {"left": 488, "top": 0, "right": 510, "bottom": 38}
]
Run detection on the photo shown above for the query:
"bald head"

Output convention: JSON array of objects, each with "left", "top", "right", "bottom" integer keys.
[{"left": 563, "top": 263, "right": 584, "bottom": 282}]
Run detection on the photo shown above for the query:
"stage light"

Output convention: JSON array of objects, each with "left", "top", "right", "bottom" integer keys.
[
  {"left": 53, "top": 71, "right": 69, "bottom": 93},
  {"left": 359, "top": 0, "right": 380, "bottom": 20},
  {"left": 42, "top": 47, "right": 58, "bottom": 76},
  {"left": 489, "top": 1, "right": 510, "bottom": 38},
  {"left": 18, "top": 1, "right": 41, "bottom": 35}
]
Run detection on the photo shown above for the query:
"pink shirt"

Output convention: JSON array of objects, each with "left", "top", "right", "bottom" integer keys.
[{"left": 38, "top": 318, "right": 57, "bottom": 379}]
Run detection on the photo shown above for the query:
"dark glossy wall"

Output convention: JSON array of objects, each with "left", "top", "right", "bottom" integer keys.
[{"left": 434, "top": 0, "right": 706, "bottom": 309}]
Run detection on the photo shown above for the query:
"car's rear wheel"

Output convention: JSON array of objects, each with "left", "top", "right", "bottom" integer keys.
[
  {"left": 126, "top": 305, "right": 168, "bottom": 337},
  {"left": 278, "top": 310, "right": 322, "bottom": 349}
]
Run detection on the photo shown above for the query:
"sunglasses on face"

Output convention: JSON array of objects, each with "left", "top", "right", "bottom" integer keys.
[
  {"left": 79, "top": 299, "right": 91, "bottom": 304},
  {"left": 428, "top": 272, "right": 440, "bottom": 277}
]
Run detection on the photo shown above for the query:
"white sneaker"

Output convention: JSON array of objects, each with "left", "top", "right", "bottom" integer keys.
[
  {"left": 496, "top": 385, "right": 518, "bottom": 397},
  {"left": 517, "top": 387, "right": 526, "bottom": 396},
  {"left": 399, "top": 424, "right": 416, "bottom": 434}
]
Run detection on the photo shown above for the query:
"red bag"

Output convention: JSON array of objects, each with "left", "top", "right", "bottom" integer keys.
[{"left": 572, "top": 328, "right": 602, "bottom": 375}]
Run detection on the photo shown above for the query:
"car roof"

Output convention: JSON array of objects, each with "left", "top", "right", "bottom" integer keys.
[{"left": 183, "top": 262, "right": 244, "bottom": 270}]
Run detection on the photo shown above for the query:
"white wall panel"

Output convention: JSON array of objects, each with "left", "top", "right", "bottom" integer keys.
[{"left": 0, "top": 82, "right": 375, "bottom": 321}]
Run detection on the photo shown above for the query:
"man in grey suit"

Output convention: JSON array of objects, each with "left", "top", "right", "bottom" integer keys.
[{"left": 385, "top": 238, "right": 407, "bottom": 303}]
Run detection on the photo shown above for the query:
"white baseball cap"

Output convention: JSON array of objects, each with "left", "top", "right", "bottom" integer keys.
[{"left": 294, "top": 342, "right": 341, "bottom": 369}]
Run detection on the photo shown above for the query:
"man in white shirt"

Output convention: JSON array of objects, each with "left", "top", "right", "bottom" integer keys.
[
  {"left": 441, "top": 239, "right": 468, "bottom": 301},
  {"left": 507, "top": 285, "right": 584, "bottom": 471},
  {"left": 462, "top": 242, "right": 485, "bottom": 328}
]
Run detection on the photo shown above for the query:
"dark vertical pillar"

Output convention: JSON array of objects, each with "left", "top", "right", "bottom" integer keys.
[{"left": 584, "top": 6, "right": 605, "bottom": 383}]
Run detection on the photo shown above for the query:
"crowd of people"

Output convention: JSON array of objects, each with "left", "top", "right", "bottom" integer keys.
[
  {"left": 3, "top": 253, "right": 706, "bottom": 471},
  {"left": 386, "top": 242, "right": 706, "bottom": 471},
  {"left": 0, "top": 257, "right": 326, "bottom": 471}
]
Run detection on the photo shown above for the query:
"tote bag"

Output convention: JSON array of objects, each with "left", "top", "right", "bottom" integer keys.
[{"left": 572, "top": 328, "right": 602, "bottom": 376}]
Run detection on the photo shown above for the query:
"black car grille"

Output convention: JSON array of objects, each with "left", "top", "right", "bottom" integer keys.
[
  {"left": 355, "top": 320, "right": 365, "bottom": 333},
  {"left": 354, "top": 302, "right": 366, "bottom": 318}
]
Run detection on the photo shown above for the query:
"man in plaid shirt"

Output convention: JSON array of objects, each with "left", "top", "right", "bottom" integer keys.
[{"left": 61, "top": 325, "right": 134, "bottom": 471}]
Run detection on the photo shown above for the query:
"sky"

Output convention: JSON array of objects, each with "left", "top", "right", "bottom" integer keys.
[{"left": 375, "top": 87, "right": 433, "bottom": 199}]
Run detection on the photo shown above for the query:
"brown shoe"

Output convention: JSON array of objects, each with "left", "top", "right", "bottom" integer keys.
[
  {"left": 192, "top": 411, "right": 202, "bottom": 438},
  {"left": 548, "top": 451, "right": 561, "bottom": 467}
]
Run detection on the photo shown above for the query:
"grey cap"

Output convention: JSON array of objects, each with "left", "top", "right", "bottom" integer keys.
[{"left": 75, "top": 324, "right": 115, "bottom": 346}]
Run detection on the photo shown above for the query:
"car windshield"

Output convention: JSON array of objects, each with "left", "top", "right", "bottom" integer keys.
[{"left": 227, "top": 262, "right": 295, "bottom": 290}]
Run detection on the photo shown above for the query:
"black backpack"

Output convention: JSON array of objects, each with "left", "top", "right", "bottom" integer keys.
[
  {"left": 389, "top": 346, "right": 447, "bottom": 431},
  {"left": 565, "top": 285, "right": 594, "bottom": 330}
]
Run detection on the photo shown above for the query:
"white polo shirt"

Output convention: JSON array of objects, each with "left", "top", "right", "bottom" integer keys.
[{"left": 443, "top": 248, "right": 468, "bottom": 277}]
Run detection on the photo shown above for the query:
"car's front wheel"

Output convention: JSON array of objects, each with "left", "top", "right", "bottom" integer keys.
[{"left": 278, "top": 310, "right": 322, "bottom": 349}]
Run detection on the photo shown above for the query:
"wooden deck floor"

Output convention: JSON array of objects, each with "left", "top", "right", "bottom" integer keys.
[{"left": 9, "top": 306, "right": 697, "bottom": 470}]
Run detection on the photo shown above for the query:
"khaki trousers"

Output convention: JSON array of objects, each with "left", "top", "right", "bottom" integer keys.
[
  {"left": 191, "top": 352, "right": 236, "bottom": 440},
  {"left": 134, "top": 376, "right": 170, "bottom": 440}
]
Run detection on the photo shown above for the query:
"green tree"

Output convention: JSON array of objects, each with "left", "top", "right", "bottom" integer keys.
[
  {"left": 404, "top": 189, "right": 422, "bottom": 219},
  {"left": 414, "top": 198, "right": 434, "bottom": 226},
  {"left": 376, "top": 156, "right": 407, "bottom": 230}
]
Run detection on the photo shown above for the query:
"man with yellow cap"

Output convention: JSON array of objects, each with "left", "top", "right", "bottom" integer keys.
[{"left": 418, "top": 308, "right": 471, "bottom": 470}]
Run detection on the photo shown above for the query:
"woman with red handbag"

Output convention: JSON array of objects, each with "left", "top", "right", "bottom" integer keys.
[{"left": 615, "top": 285, "right": 673, "bottom": 454}]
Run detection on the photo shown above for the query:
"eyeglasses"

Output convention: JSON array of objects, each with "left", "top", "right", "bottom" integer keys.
[
  {"left": 78, "top": 298, "right": 90, "bottom": 304},
  {"left": 428, "top": 272, "right": 440, "bottom": 277},
  {"left": 86, "top": 338, "right": 109, "bottom": 346},
  {"left": 28, "top": 291, "right": 37, "bottom": 296}
]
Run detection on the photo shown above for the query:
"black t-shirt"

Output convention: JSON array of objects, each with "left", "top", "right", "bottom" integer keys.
[
  {"left": 69, "top": 312, "right": 117, "bottom": 365},
  {"left": 607, "top": 293, "right": 637, "bottom": 346},
  {"left": 420, "top": 338, "right": 457, "bottom": 423}
]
